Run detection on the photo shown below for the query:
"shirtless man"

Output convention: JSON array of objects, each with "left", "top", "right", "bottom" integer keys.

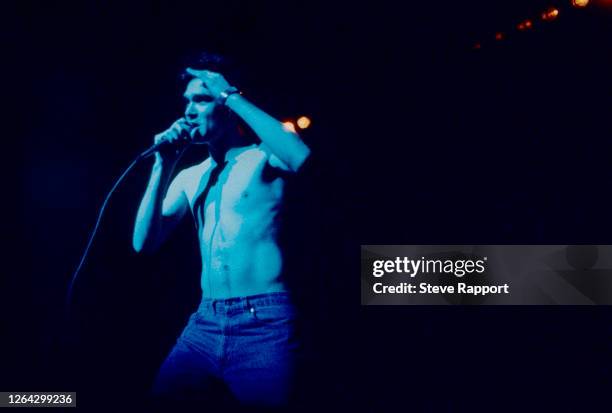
[{"left": 132, "top": 55, "right": 310, "bottom": 408}]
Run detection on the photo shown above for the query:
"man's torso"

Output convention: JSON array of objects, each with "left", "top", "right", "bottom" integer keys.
[{"left": 180, "top": 144, "right": 289, "bottom": 298}]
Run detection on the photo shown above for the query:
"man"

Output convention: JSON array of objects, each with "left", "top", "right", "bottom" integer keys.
[{"left": 133, "top": 53, "right": 311, "bottom": 408}]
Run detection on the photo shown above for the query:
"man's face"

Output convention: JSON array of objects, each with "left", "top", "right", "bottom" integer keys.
[{"left": 183, "top": 77, "right": 221, "bottom": 144}]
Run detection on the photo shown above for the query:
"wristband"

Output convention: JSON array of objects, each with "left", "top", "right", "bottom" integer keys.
[{"left": 218, "top": 86, "right": 240, "bottom": 105}]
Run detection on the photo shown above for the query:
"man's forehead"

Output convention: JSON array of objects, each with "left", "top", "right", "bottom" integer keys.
[{"left": 184, "top": 78, "right": 211, "bottom": 96}]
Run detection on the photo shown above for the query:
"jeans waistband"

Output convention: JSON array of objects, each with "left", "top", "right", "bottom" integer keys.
[{"left": 197, "top": 292, "right": 293, "bottom": 315}]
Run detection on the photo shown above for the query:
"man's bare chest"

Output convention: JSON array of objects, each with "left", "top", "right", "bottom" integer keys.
[{"left": 186, "top": 152, "right": 285, "bottom": 224}]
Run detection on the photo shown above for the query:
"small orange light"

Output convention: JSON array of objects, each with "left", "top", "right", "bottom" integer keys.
[
  {"left": 495, "top": 32, "right": 504, "bottom": 41},
  {"left": 282, "top": 121, "right": 296, "bottom": 133},
  {"left": 473, "top": 42, "right": 481, "bottom": 50},
  {"left": 542, "top": 7, "right": 560, "bottom": 21},
  {"left": 518, "top": 19, "right": 533, "bottom": 30},
  {"left": 572, "top": 0, "right": 589, "bottom": 8},
  {"left": 296, "top": 116, "right": 311, "bottom": 129}
]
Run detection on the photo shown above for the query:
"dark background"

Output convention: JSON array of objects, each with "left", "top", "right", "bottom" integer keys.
[{"left": 3, "top": 0, "right": 612, "bottom": 411}]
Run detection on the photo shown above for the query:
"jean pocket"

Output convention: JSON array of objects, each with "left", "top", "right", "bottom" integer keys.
[
  {"left": 251, "top": 304, "right": 297, "bottom": 325},
  {"left": 192, "top": 310, "right": 215, "bottom": 325}
]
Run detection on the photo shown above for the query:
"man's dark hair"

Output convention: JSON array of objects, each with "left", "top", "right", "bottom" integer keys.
[{"left": 180, "top": 51, "right": 242, "bottom": 88}]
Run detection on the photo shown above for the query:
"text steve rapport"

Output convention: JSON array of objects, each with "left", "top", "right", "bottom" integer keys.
[{"left": 372, "top": 282, "right": 510, "bottom": 296}]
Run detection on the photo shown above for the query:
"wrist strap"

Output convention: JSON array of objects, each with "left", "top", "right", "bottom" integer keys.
[{"left": 218, "top": 86, "right": 240, "bottom": 105}]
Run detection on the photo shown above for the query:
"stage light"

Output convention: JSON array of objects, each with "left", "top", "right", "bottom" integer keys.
[
  {"left": 541, "top": 7, "right": 560, "bottom": 20},
  {"left": 495, "top": 32, "right": 504, "bottom": 40},
  {"left": 473, "top": 42, "right": 482, "bottom": 50},
  {"left": 296, "top": 116, "right": 311, "bottom": 129},
  {"left": 517, "top": 19, "right": 533, "bottom": 30},
  {"left": 572, "top": 0, "right": 589, "bottom": 7},
  {"left": 282, "top": 121, "right": 296, "bottom": 133}
]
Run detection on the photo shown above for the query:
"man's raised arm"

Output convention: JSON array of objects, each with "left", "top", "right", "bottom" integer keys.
[{"left": 186, "top": 68, "right": 311, "bottom": 172}]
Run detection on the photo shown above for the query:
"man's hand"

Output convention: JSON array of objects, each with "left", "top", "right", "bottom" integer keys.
[
  {"left": 153, "top": 118, "right": 194, "bottom": 163},
  {"left": 186, "top": 68, "right": 234, "bottom": 101}
]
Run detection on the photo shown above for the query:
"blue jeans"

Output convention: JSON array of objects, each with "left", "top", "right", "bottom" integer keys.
[{"left": 152, "top": 292, "right": 301, "bottom": 408}]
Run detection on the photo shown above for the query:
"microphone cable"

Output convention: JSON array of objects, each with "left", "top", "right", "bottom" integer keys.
[{"left": 65, "top": 151, "right": 150, "bottom": 316}]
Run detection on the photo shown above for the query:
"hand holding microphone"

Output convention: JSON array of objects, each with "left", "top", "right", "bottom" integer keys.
[{"left": 141, "top": 118, "right": 196, "bottom": 160}]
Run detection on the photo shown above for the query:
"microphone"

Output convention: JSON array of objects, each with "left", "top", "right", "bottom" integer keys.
[{"left": 140, "top": 123, "right": 196, "bottom": 159}]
